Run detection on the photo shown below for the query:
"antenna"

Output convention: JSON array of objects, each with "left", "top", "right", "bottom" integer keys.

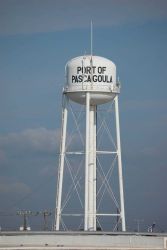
[
  {"left": 91, "top": 20, "right": 93, "bottom": 57},
  {"left": 90, "top": 20, "right": 93, "bottom": 88}
]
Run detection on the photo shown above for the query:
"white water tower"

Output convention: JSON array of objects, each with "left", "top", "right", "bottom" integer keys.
[{"left": 54, "top": 55, "right": 126, "bottom": 231}]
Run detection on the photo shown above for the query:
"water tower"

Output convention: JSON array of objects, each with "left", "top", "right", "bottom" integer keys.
[{"left": 54, "top": 55, "right": 126, "bottom": 231}]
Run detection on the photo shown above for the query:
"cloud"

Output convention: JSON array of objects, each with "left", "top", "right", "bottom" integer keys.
[
  {"left": 0, "top": 0, "right": 167, "bottom": 35},
  {"left": 0, "top": 128, "right": 60, "bottom": 211},
  {"left": 0, "top": 128, "right": 60, "bottom": 204},
  {"left": 0, "top": 179, "right": 31, "bottom": 195},
  {"left": 0, "top": 127, "right": 60, "bottom": 158},
  {"left": 0, "top": 176, "right": 32, "bottom": 213}
]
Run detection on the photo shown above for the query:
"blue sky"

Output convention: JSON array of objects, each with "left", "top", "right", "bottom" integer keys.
[{"left": 0, "top": 0, "right": 167, "bottom": 231}]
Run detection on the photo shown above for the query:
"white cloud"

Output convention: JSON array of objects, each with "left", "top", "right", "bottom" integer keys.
[
  {"left": 0, "top": 127, "right": 60, "bottom": 157},
  {"left": 0, "top": 177, "right": 31, "bottom": 195},
  {"left": 0, "top": 127, "right": 59, "bottom": 210},
  {"left": 0, "top": 0, "right": 167, "bottom": 35}
]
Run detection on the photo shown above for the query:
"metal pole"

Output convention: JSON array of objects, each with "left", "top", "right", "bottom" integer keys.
[
  {"left": 135, "top": 219, "right": 144, "bottom": 232},
  {"left": 23, "top": 214, "right": 27, "bottom": 231},
  {"left": 84, "top": 92, "right": 90, "bottom": 230},
  {"left": 44, "top": 213, "right": 47, "bottom": 231},
  {"left": 114, "top": 95, "right": 126, "bottom": 231},
  {"left": 55, "top": 94, "right": 68, "bottom": 230}
]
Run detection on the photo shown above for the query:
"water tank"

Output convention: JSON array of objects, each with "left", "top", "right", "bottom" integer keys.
[{"left": 64, "top": 55, "right": 120, "bottom": 105}]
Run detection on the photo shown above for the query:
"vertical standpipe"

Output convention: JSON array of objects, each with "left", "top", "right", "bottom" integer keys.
[{"left": 84, "top": 97, "right": 97, "bottom": 231}]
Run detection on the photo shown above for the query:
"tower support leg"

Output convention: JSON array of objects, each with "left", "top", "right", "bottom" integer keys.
[
  {"left": 114, "top": 96, "right": 126, "bottom": 231},
  {"left": 55, "top": 94, "right": 68, "bottom": 231}
]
